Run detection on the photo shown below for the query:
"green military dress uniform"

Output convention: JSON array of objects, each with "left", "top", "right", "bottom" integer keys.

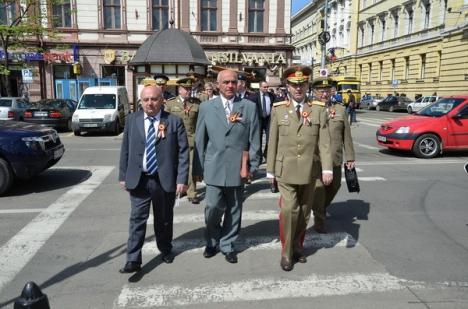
[
  {"left": 165, "top": 94, "right": 201, "bottom": 200},
  {"left": 267, "top": 98, "right": 332, "bottom": 261},
  {"left": 312, "top": 102, "right": 355, "bottom": 228}
]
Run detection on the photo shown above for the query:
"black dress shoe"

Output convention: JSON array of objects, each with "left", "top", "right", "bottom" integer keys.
[
  {"left": 223, "top": 251, "right": 238, "bottom": 263},
  {"left": 280, "top": 256, "right": 293, "bottom": 271},
  {"left": 162, "top": 252, "right": 175, "bottom": 264},
  {"left": 293, "top": 251, "right": 307, "bottom": 263},
  {"left": 270, "top": 180, "right": 279, "bottom": 193},
  {"left": 188, "top": 197, "right": 200, "bottom": 204},
  {"left": 203, "top": 246, "right": 219, "bottom": 258},
  {"left": 119, "top": 262, "right": 141, "bottom": 273}
]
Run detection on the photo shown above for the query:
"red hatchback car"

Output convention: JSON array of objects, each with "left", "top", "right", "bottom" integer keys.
[{"left": 376, "top": 95, "right": 468, "bottom": 158}]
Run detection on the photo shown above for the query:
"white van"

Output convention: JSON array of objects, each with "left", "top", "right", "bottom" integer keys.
[{"left": 72, "top": 86, "right": 130, "bottom": 136}]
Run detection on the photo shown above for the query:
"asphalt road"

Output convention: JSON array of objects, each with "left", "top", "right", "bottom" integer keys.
[{"left": 1, "top": 109, "right": 467, "bottom": 308}]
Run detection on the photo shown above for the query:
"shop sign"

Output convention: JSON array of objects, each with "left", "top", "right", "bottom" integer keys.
[
  {"left": 207, "top": 52, "right": 286, "bottom": 65},
  {"left": 43, "top": 51, "right": 73, "bottom": 63},
  {"left": 103, "top": 49, "right": 135, "bottom": 64},
  {"left": 0, "top": 50, "right": 74, "bottom": 63}
]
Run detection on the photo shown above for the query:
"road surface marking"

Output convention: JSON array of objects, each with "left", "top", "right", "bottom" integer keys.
[
  {"left": 356, "top": 121, "right": 380, "bottom": 127},
  {"left": 115, "top": 272, "right": 425, "bottom": 308},
  {"left": 358, "top": 159, "right": 466, "bottom": 166},
  {"left": 354, "top": 142, "right": 381, "bottom": 150},
  {"left": 142, "top": 232, "right": 357, "bottom": 255},
  {"left": 0, "top": 166, "right": 114, "bottom": 293},
  {"left": 0, "top": 208, "right": 43, "bottom": 214}
]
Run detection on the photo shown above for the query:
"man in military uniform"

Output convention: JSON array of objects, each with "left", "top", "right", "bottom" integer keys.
[
  {"left": 267, "top": 65, "right": 333, "bottom": 271},
  {"left": 165, "top": 77, "right": 201, "bottom": 204},
  {"left": 154, "top": 73, "right": 172, "bottom": 100},
  {"left": 312, "top": 78, "right": 355, "bottom": 233}
]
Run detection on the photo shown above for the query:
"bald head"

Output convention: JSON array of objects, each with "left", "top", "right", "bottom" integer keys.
[
  {"left": 217, "top": 70, "right": 238, "bottom": 99},
  {"left": 140, "top": 85, "right": 164, "bottom": 116}
]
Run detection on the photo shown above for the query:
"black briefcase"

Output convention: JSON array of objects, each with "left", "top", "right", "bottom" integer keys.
[{"left": 344, "top": 164, "right": 360, "bottom": 193}]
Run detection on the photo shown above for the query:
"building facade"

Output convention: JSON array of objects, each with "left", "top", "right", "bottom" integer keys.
[
  {"left": 0, "top": 0, "right": 293, "bottom": 104},
  {"left": 292, "top": 0, "right": 468, "bottom": 98}
]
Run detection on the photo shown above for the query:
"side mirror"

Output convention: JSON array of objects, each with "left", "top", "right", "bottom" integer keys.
[{"left": 465, "top": 162, "right": 468, "bottom": 174}]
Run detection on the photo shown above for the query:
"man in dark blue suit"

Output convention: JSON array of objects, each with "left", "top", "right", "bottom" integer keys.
[{"left": 118, "top": 85, "right": 189, "bottom": 273}]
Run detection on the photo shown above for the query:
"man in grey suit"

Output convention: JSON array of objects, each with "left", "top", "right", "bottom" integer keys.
[
  {"left": 118, "top": 85, "right": 189, "bottom": 273},
  {"left": 193, "top": 69, "right": 261, "bottom": 263}
]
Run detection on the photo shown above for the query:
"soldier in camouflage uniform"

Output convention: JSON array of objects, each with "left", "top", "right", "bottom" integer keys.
[
  {"left": 312, "top": 80, "right": 355, "bottom": 233},
  {"left": 165, "top": 77, "right": 201, "bottom": 204},
  {"left": 267, "top": 65, "right": 333, "bottom": 271}
]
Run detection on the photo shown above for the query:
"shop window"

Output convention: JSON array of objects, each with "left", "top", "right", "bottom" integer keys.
[
  {"left": 54, "top": 65, "right": 75, "bottom": 79},
  {"left": 152, "top": 0, "right": 168, "bottom": 31},
  {"left": 248, "top": 0, "right": 264, "bottom": 33},
  {"left": 0, "top": 2, "right": 16, "bottom": 25},
  {"left": 420, "top": 54, "right": 426, "bottom": 79},
  {"left": 52, "top": 0, "right": 72, "bottom": 28},
  {"left": 201, "top": 0, "right": 217, "bottom": 31},
  {"left": 103, "top": 0, "right": 121, "bottom": 29},
  {"left": 102, "top": 65, "right": 125, "bottom": 85}
]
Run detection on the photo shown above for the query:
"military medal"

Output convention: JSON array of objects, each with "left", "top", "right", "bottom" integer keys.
[
  {"left": 157, "top": 123, "right": 166, "bottom": 139},
  {"left": 229, "top": 112, "right": 243, "bottom": 123},
  {"left": 184, "top": 105, "right": 192, "bottom": 115},
  {"left": 301, "top": 111, "right": 312, "bottom": 126},
  {"left": 328, "top": 107, "right": 336, "bottom": 119}
]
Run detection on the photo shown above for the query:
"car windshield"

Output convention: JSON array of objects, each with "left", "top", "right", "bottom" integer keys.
[
  {"left": 79, "top": 94, "right": 116, "bottom": 109},
  {"left": 30, "top": 100, "right": 64, "bottom": 109},
  {"left": 0, "top": 99, "right": 12, "bottom": 107},
  {"left": 417, "top": 98, "right": 465, "bottom": 117}
]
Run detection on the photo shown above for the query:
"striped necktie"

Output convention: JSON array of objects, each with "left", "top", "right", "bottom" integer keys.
[{"left": 146, "top": 117, "right": 158, "bottom": 175}]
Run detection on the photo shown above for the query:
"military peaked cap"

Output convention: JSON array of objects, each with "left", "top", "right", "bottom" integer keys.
[
  {"left": 177, "top": 77, "right": 195, "bottom": 88},
  {"left": 283, "top": 65, "right": 312, "bottom": 84},
  {"left": 153, "top": 73, "right": 169, "bottom": 85},
  {"left": 311, "top": 77, "right": 334, "bottom": 88}
]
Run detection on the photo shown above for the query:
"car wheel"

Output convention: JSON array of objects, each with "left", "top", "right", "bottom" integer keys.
[
  {"left": 407, "top": 106, "right": 413, "bottom": 114},
  {"left": 389, "top": 106, "right": 395, "bottom": 112},
  {"left": 73, "top": 130, "right": 81, "bottom": 136},
  {"left": 367, "top": 105, "right": 372, "bottom": 110},
  {"left": 112, "top": 118, "right": 120, "bottom": 135},
  {"left": 0, "top": 158, "right": 14, "bottom": 196},
  {"left": 376, "top": 105, "right": 381, "bottom": 111},
  {"left": 66, "top": 119, "right": 72, "bottom": 131},
  {"left": 412, "top": 134, "right": 440, "bottom": 159}
]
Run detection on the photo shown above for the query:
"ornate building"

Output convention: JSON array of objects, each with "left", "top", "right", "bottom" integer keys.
[{"left": 0, "top": 0, "right": 293, "bottom": 104}]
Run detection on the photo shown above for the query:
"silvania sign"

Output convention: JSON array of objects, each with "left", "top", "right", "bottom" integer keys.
[{"left": 207, "top": 52, "right": 286, "bottom": 65}]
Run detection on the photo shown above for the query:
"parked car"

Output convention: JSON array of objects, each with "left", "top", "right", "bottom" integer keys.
[
  {"left": 72, "top": 86, "right": 130, "bottom": 136},
  {"left": 23, "top": 99, "right": 77, "bottom": 131},
  {"left": 0, "top": 97, "right": 29, "bottom": 121},
  {"left": 360, "top": 95, "right": 380, "bottom": 110},
  {"left": 376, "top": 96, "right": 413, "bottom": 112},
  {"left": 407, "top": 96, "right": 439, "bottom": 114},
  {"left": 376, "top": 95, "right": 468, "bottom": 158},
  {"left": 0, "top": 121, "right": 65, "bottom": 195}
]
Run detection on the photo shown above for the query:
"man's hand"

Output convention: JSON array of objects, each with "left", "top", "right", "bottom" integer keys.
[
  {"left": 119, "top": 181, "right": 127, "bottom": 191},
  {"left": 345, "top": 161, "right": 355, "bottom": 170},
  {"left": 193, "top": 175, "right": 203, "bottom": 182},
  {"left": 176, "top": 184, "right": 188, "bottom": 195},
  {"left": 322, "top": 172, "right": 333, "bottom": 186}
]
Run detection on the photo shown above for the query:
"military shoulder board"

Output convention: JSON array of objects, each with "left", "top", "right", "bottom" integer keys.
[
  {"left": 273, "top": 100, "right": 288, "bottom": 107},
  {"left": 311, "top": 100, "right": 326, "bottom": 107}
]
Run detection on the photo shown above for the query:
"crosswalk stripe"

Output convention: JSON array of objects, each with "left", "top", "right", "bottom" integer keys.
[
  {"left": 114, "top": 272, "right": 425, "bottom": 308},
  {"left": 0, "top": 208, "right": 43, "bottom": 214},
  {"left": 357, "top": 121, "right": 380, "bottom": 127},
  {"left": 0, "top": 166, "right": 114, "bottom": 293},
  {"left": 354, "top": 142, "right": 381, "bottom": 150},
  {"left": 142, "top": 232, "right": 356, "bottom": 255}
]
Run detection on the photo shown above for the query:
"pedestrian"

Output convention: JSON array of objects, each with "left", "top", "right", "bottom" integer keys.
[
  {"left": 346, "top": 89, "right": 357, "bottom": 125},
  {"left": 165, "top": 77, "right": 202, "bottom": 204},
  {"left": 236, "top": 73, "right": 253, "bottom": 99},
  {"left": 204, "top": 82, "right": 218, "bottom": 100},
  {"left": 193, "top": 69, "right": 261, "bottom": 264},
  {"left": 118, "top": 85, "right": 189, "bottom": 273},
  {"left": 153, "top": 73, "right": 173, "bottom": 100},
  {"left": 247, "top": 80, "right": 276, "bottom": 162},
  {"left": 312, "top": 82, "right": 356, "bottom": 234},
  {"left": 266, "top": 67, "right": 333, "bottom": 271}
]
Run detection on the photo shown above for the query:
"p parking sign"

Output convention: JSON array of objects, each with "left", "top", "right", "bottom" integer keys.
[{"left": 22, "top": 69, "right": 33, "bottom": 84}]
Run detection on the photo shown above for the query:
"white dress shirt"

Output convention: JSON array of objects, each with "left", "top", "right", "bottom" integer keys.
[
  {"left": 220, "top": 95, "right": 233, "bottom": 122},
  {"left": 142, "top": 110, "right": 161, "bottom": 172}
]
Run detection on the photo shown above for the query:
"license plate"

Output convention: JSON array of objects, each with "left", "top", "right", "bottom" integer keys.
[
  {"left": 377, "top": 135, "right": 387, "bottom": 142},
  {"left": 53, "top": 148, "right": 64, "bottom": 159},
  {"left": 82, "top": 123, "right": 98, "bottom": 128},
  {"left": 34, "top": 111, "right": 48, "bottom": 117}
]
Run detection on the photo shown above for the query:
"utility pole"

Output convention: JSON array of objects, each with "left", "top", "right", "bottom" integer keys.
[{"left": 321, "top": 0, "right": 328, "bottom": 69}]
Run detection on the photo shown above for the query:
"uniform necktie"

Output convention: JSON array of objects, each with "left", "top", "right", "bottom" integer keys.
[
  {"left": 262, "top": 93, "right": 268, "bottom": 118},
  {"left": 146, "top": 117, "right": 158, "bottom": 175},
  {"left": 296, "top": 104, "right": 301, "bottom": 120}
]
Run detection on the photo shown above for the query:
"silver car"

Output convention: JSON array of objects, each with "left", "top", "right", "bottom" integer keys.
[{"left": 0, "top": 97, "right": 29, "bottom": 121}]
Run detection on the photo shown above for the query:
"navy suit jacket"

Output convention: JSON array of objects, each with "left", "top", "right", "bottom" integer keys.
[
  {"left": 119, "top": 109, "right": 189, "bottom": 192},
  {"left": 247, "top": 91, "right": 276, "bottom": 120}
]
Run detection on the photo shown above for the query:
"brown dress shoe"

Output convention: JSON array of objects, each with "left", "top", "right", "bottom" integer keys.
[
  {"left": 293, "top": 251, "right": 307, "bottom": 263},
  {"left": 280, "top": 256, "right": 293, "bottom": 271},
  {"left": 188, "top": 197, "right": 200, "bottom": 204}
]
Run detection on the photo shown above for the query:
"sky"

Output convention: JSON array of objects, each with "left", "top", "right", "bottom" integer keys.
[{"left": 291, "top": 0, "right": 310, "bottom": 15}]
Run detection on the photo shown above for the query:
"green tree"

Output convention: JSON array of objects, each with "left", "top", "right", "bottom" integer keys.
[{"left": 0, "top": 0, "right": 65, "bottom": 96}]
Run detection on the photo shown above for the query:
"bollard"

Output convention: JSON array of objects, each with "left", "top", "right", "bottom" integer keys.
[{"left": 14, "top": 281, "right": 50, "bottom": 309}]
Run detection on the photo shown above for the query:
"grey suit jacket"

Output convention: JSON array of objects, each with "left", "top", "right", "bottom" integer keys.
[
  {"left": 119, "top": 109, "right": 189, "bottom": 192},
  {"left": 193, "top": 96, "right": 260, "bottom": 187}
]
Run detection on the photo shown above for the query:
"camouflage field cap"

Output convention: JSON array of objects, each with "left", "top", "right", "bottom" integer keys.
[{"left": 283, "top": 65, "right": 312, "bottom": 84}]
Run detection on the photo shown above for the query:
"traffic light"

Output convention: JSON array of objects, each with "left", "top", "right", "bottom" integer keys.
[{"left": 72, "top": 63, "right": 81, "bottom": 75}]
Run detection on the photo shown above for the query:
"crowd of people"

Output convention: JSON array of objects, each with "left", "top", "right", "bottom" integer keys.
[{"left": 118, "top": 65, "right": 356, "bottom": 273}]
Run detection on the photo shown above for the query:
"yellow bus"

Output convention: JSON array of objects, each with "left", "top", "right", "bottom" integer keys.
[{"left": 330, "top": 76, "right": 361, "bottom": 105}]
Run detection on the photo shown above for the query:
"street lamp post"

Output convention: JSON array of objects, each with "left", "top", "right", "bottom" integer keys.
[{"left": 321, "top": 0, "right": 328, "bottom": 69}]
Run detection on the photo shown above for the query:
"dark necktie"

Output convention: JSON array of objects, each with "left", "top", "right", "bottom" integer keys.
[
  {"left": 146, "top": 117, "right": 158, "bottom": 175},
  {"left": 262, "top": 93, "right": 268, "bottom": 118},
  {"left": 296, "top": 104, "right": 301, "bottom": 120}
]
